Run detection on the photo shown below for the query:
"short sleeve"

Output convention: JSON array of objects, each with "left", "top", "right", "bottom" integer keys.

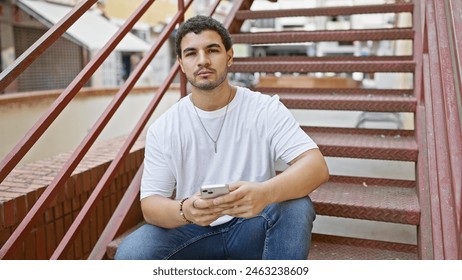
[
  {"left": 140, "top": 121, "right": 176, "bottom": 200},
  {"left": 266, "top": 95, "right": 318, "bottom": 163}
]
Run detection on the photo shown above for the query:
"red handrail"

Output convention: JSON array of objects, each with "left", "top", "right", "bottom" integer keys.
[
  {"left": 0, "top": 0, "right": 97, "bottom": 91},
  {"left": 0, "top": 0, "right": 156, "bottom": 183},
  {"left": 0, "top": 0, "right": 158, "bottom": 259},
  {"left": 413, "top": 0, "right": 434, "bottom": 260},
  {"left": 433, "top": 0, "right": 462, "bottom": 225},
  {"left": 50, "top": 0, "right": 195, "bottom": 258},
  {"left": 419, "top": 0, "right": 462, "bottom": 259},
  {"left": 87, "top": 0, "right": 224, "bottom": 260}
]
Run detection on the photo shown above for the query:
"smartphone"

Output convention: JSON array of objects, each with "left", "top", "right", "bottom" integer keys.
[{"left": 201, "top": 184, "right": 230, "bottom": 199}]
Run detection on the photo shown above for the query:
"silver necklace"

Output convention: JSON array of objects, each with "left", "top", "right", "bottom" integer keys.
[{"left": 191, "top": 85, "right": 233, "bottom": 153}]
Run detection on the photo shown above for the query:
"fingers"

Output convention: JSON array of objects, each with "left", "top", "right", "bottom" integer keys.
[{"left": 184, "top": 194, "right": 229, "bottom": 226}]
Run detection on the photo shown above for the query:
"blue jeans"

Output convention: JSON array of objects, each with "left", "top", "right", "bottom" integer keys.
[{"left": 114, "top": 197, "right": 315, "bottom": 260}]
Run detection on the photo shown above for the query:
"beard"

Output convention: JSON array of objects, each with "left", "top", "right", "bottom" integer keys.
[{"left": 187, "top": 67, "right": 228, "bottom": 90}]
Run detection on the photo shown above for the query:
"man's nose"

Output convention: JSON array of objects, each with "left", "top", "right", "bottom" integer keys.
[{"left": 197, "top": 51, "right": 211, "bottom": 67}]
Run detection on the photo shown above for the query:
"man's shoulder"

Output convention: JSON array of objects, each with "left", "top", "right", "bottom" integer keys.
[
  {"left": 238, "top": 86, "right": 280, "bottom": 109},
  {"left": 147, "top": 97, "right": 188, "bottom": 132}
]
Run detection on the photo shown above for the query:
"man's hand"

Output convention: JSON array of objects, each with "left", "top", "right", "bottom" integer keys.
[
  {"left": 211, "top": 181, "right": 270, "bottom": 219},
  {"left": 183, "top": 192, "right": 228, "bottom": 226}
]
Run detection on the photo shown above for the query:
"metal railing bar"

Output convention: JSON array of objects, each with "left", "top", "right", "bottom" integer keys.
[
  {"left": 422, "top": 54, "right": 444, "bottom": 259},
  {"left": 413, "top": 0, "right": 424, "bottom": 104},
  {"left": 0, "top": 0, "right": 97, "bottom": 91},
  {"left": 446, "top": 0, "right": 462, "bottom": 254},
  {"left": 224, "top": 0, "right": 246, "bottom": 29},
  {"left": 234, "top": 3, "right": 414, "bottom": 20},
  {"left": 438, "top": 0, "right": 462, "bottom": 226},
  {"left": 434, "top": 0, "right": 462, "bottom": 236},
  {"left": 426, "top": 0, "right": 459, "bottom": 259},
  {"left": 413, "top": 0, "right": 434, "bottom": 260},
  {"left": 88, "top": 0, "right": 223, "bottom": 259},
  {"left": 87, "top": 162, "right": 144, "bottom": 260},
  {"left": 0, "top": 0, "right": 157, "bottom": 259},
  {"left": 0, "top": 0, "right": 157, "bottom": 184},
  {"left": 51, "top": 1, "right": 194, "bottom": 259},
  {"left": 87, "top": 60, "right": 179, "bottom": 259}
]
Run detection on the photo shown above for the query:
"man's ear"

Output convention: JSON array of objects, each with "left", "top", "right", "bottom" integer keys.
[
  {"left": 177, "top": 56, "right": 185, "bottom": 73},
  {"left": 227, "top": 48, "right": 234, "bottom": 67}
]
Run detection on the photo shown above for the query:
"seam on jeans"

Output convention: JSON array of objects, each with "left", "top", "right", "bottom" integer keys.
[
  {"left": 258, "top": 212, "right": 273, "bottom": 259},
  {"left": 165, "top": 228, "right": 224, "bottom": 259}
]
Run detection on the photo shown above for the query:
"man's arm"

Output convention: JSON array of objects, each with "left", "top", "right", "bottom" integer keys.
[
  {"left": 264, "top": 148, "right": 329, "bottom": 203},
  {"left": 212, "top": 148, "right": 329, "bottom": 218},
  {"left": 141, "top": 193, "right": 229, "bottom": 228}
]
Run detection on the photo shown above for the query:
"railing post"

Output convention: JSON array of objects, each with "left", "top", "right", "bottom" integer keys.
[{"left": 178, "top": 0, "right": 188, "bottom": 98}]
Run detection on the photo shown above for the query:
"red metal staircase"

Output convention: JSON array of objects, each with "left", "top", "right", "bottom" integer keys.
[
  {"left": 225, "top": 0, "right": 420, "bottom": 260},
  {"left": 1, "top": 0, "right": 461, "bottom": 260}
]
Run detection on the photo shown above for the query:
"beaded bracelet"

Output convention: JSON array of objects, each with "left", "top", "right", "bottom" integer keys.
[{"left": 179, "top": 197, "right": 194, "bottom": 224}]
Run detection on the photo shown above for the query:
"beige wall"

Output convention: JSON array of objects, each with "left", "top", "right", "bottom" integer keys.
[
  {"left": 0, "top": 88, "right": 180, "bottom": 166},
  {"left": 104, "top": 0, "right": 181, "bottom": 25}
]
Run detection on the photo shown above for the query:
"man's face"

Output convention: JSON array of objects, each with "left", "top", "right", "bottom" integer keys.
[{"left": 178, "top": 30, "right": 233, "bottom": 91}]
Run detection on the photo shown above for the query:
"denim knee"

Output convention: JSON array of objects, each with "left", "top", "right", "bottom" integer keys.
[{"left": 264, "top": 196, "right": 316, "bottom": 226}]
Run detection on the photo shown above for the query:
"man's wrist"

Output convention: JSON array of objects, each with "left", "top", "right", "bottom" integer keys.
[{"left": 179, "top": 198, "right": 194, "bottom": 224}]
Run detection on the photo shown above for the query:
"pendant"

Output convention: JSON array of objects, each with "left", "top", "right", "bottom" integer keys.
[{"left": 214, "top": 142, "right": 217, "bottom": 153}]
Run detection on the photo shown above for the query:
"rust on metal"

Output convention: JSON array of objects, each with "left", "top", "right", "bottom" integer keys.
[
  {"left": 278, "top": 92, "right": 417, "bottom": 112},
  {"left": 231, "top": 28, "right": 414, "bottom": 44},
  {"left": 304, "top": 126, "right": 418, "bottom": 161},
  {"left": 50, "top": 2, "right": 194, "bottom": 259},
  {"left": 0, "top": 0, "right": 158, "bottom": 260},
  {"left": 235, "top": 3, "right": 414, "bottom": 20},
  {"left": 230, "top": 59, "right": 415, "bottom": 73}
]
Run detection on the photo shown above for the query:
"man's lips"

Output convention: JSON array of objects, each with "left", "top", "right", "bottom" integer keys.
[{"left": 195, "top": 69, "right": 215, "bottom": 77}]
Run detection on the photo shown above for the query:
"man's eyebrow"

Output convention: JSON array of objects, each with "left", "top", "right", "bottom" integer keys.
[
  {"left": 205, "top": 43, "right": 221, "bottom": 49},
  {"left": 182, "top": 47, "right": 196, "bottom": 54},
  {"left": 182, "top": 43, "right": 222, "bottom": 54}
]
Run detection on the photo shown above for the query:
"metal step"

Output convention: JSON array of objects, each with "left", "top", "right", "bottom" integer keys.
[
  {"left": 254, "top": 87, "right": 414, "bottom": 96},
  {"left": 236, "top": 55, "right": 413, "bottom": 62},
  {"left": 235, "top": 3, "right": 414, "bottom": 20},
  {"left": 230, "top": 57, "right": 415, "bottom": 73},
  {"left": 311, "top": 175, "right": 419, "bottom": 224},
  {"left": 309, "top": 233, "right": 417, "bottom": 260},
  {"left": 231, "top": 28, "right": 413, "bottom": 44},
  {"left": 276, "top": 92, "right": 416, "bottom": 112},
  {"left": 303, "top": 126, "right": 418, "bottom": 161}
]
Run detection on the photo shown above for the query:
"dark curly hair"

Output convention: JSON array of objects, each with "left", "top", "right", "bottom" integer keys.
[{"left": 175, "top": 15, "right": 233, "bottom": 58}]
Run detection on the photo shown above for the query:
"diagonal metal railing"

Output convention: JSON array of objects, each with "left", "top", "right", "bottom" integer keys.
[
  {"left": 0, "top": 0, "right": 201, "bottom": 259},
  {"left": 415, "top": 0, "right": 462, "bottom": 260},
  {"left": 0, "top": 0, "right": 155, "bottom": 183},
  {"left": 87, "top": 0, "right": 223, "bottom": 260},
  {"left": 0, "top": 0, "right": 98, "bottom": 91},
  {"left": 0, "top": 0, "right": 244, "bottom": 260}
]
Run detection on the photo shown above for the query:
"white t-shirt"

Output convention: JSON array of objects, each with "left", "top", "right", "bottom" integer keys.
[{"left": 140, "top": 86, "right": 318, "bottom": 225}]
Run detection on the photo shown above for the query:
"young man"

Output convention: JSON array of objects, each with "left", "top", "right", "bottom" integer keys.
[{"left": 115, "top": 15, "right": 329, "bottom": 260}]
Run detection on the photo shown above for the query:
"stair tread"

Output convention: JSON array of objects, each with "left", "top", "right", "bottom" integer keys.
[
  {"left": 277, "top": 92, "right": 416, "bottom": 112},
  {"left": 235, "top": 3, "right": 414, "bottom": 20},
  {"left": 303, "top": 126, "right": 418, "bottom": 161},
  {"left": 231, "top": 28, "right": 413, "bottom": 44},
  {"left": 255, "top": 87, "right": 415, "bottom": 96},
  {"left": 230, "top": 58, "right": 415, "bottom": 73},
  {"left": 311, "top": 175, "right": 420, "bottom": 224},
  {"left": 235, "top": 55, "right": 413, "bottom": 62},
  {"left": 309, "top": 234, "right": 417, "bottom": 260}
]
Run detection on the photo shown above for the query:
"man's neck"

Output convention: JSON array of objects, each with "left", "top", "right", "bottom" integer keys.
[{"left": 191, "top": 82, "right": 235, "bottom": 111}]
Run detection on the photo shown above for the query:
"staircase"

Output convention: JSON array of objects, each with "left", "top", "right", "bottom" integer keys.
[
  {"left": 2, "top": 0, "right": 461, "bottom": 260},
  {"left": 227, "top": 0, "right": 420, "bottom": 260}
]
